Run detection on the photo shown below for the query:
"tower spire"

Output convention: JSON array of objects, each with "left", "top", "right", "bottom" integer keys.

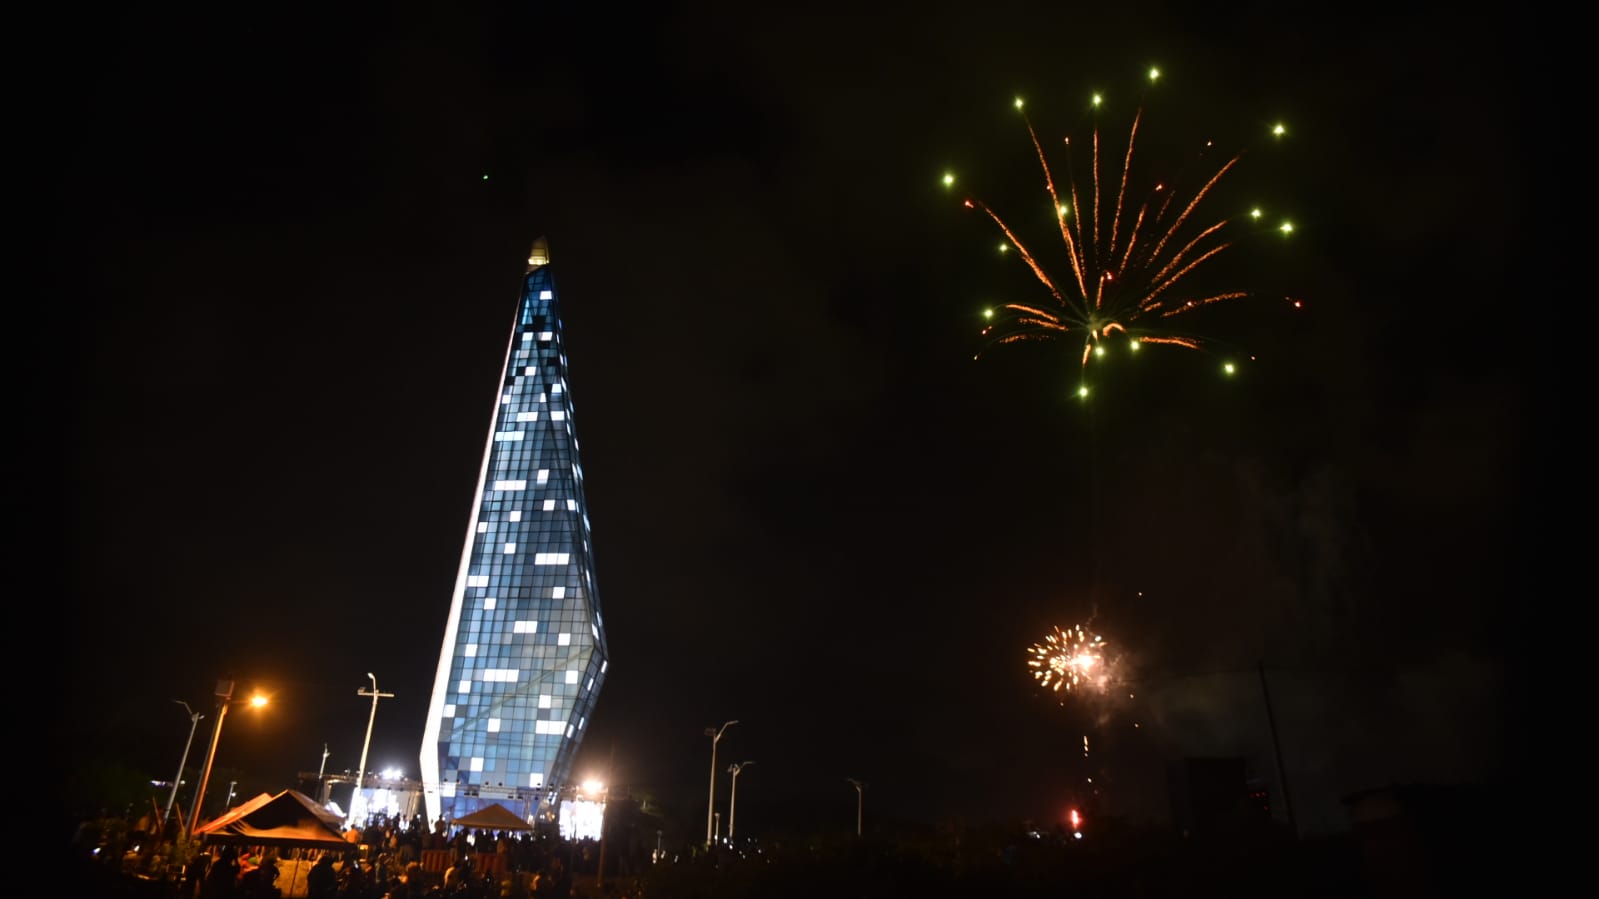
[{"left": 527, "top": 237, "right": 550, "bottom": 270}]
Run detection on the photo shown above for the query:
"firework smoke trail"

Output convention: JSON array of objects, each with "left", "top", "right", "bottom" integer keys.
[
  {"left": 948, "top": 72, "right": 1297, "bottom": 384},
  {"left": 1027, "top": 621, "right": 1126, "bottom": 812}
]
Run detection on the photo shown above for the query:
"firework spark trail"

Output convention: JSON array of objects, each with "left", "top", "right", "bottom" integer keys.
[
  {"left": 1108, "top": 111, "right": 1139, "bottom": 263},
  {"left": 1023, "top": 119, "right": 1087, "bottom": 301},
  {"left": 1091, "top": 126, "right": 1102, "bottom": 283},
  {"left": 955, "top": 77, "right": 1295, "bottom": 379},
  {"left": 969, "top": 199, "right": 1066, "bottom": 304},
  {"left": 1065, "top": 139, "right": 1087, "bottom": 297}
]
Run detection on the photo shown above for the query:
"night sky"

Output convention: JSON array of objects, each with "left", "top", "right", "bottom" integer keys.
[{"left": 44, "top": 3, "right": 1536, "bottom": 838}]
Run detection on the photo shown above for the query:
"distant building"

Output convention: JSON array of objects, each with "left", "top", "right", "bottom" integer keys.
[
  {"left": 1166, "top": 757, "right": 1271, "bottom": 836},
  {"left": 418, "top": 239, "right": 610, "bottom": 824}
]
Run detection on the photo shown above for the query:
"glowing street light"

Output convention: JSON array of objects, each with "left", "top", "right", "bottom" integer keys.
[
  {"left": 186, "top": 681, "right": 268, "bottom": 839},
  {"left": 349, "top": 672, "right": 395, "bottom": 827},
  {"left": 704, "top": 720, "right": 737, "bottom": 847},
  {"left": 846, "top": 778, "right": 866, "bottom": 837},
  {"left": 161, "top": 700, "right": 204, "bottom": 836},
  {"left": 727, "top": 761, "right": 755, "bottom": 844}
]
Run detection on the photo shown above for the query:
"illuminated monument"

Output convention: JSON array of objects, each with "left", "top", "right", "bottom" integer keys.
[{"left": 420, "top": 238, "right": 609, "bottom": 823}]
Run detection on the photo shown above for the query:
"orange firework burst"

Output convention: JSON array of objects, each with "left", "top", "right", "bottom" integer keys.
[
  {"left": 1027, "top": 623, "right": 1114, "bottom": 695},
  {"left": 951, "top": 80, "right": 1293, "bottom": 376}
]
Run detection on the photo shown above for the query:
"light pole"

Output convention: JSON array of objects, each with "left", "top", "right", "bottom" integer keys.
[
  {"left": 727, "top": 761, "right": 754, "bottom": 844},
  {"left": 846, "top": 778, "right": 866, "bottom": 837},
  {"left": 162, "top": 700, "right": 204, "bottom": 836},
  {"left": 350, "top": 672, "right": 395, "bottom": 827},
  {"left": 1258, "top": 660, "right": 1298, "bottom": 837},
  {"left": 319, "top": 743, "right": 330, "bottom": 779},
  {"left": 581, "top": 779, "right": 609, "bottom": 887},
  {"left": 187, "top": 681, "right": 268, "bottom": 839},
  {"left": 704, "top": 720, "right": 737, "bottom": 847},
  {"left": 597, "top": 741, "right": 616, "bottom": 887},
  {"left": 225, "top": 781, "right": 237, "bottom": 810}
]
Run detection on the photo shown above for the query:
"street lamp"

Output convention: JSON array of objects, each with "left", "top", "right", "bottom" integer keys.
[
  {"left": 704, "top": 720, "right": 737, "bottom": 847},
  {"left": 187, "top": 681, "right": 268, "bottom": 839},
  {"left": 727, "top": 761, "right": 755, "bottom": 844},
  {"left": 846, "top": 778, "right": 866, "bottom": 837},
  {"left": 350, "top": 672, "right": 395, "bottom": 827},
  {"left": 579, "top": 779, "right": 609, "bottom": 886},
  {"left": 162, "top": 700, "right": 204, "bottom": 836}
]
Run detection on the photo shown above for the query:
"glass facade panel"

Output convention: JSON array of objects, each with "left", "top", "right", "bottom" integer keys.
[{"left": 420, "top": 241, "right": 609, "bottom": 823}]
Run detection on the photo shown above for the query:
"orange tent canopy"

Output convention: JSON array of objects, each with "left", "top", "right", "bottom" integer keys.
[
  {"left": 194, "top": 789, "right": 351, "bottom": 850},
  {"left": 450, "top": 802, "right": 536, "bottom": 832}
]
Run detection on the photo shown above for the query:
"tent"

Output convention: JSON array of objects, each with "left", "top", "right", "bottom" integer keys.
[
  {"left": 450, "top": 802, "right": 536, "bottom": 832},
  {"left": 194, "top": 789, "right": 352, "bottom": 850},
  {"left": 193, "top": 792, "right": 274, "bottom": 835}
]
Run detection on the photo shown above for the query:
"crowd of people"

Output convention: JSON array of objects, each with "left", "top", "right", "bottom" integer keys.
[{"left": 68, "top": 807, "right": 625, "bottom": 899}]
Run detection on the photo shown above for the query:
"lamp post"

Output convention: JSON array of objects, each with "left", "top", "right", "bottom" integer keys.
[
  {"left": 1257, "top": 660, "right": 1298, "bottom": 837},
  {"left": 727, "top": 761, "right": 754, "bottom": 844},
  {"left": 187, "top": 681, "right": 268, "bottom": 839},
  {"left": 703, "top": 720, "right": 737, "bottom": 847},
  {"left": 579, "top": 779, "right": 608, "bottom": 887},
  {"left": 225, "top": 781, "right": 237, "bottom": 810},
  {"left": 597, "top": 741, "right": 616, "bottom": 887},
  {"left": 350, "top": 672, "right": 394, "bottom": 827},
  {"left": 846, "top": 778, "right": 866, "bottom": 837},
  {"left": 162, "top": 700, "right": 204, "bottom": 836}
]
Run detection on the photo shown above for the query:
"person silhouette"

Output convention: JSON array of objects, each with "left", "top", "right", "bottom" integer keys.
[
  {"left": 199, "top": 846, "right": 239, "bottom": 898},
  {"left": 305, "top": 853, "right": 337, "bottom": 898}
]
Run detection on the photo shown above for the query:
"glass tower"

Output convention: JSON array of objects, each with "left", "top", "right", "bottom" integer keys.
[{"left": 420, "top": 238, "right": 609, "bottom": 824}]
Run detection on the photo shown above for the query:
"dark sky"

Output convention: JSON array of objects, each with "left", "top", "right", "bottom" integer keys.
[{"left": 43, "top": 3, "right": 1535, "bottom": 837}]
